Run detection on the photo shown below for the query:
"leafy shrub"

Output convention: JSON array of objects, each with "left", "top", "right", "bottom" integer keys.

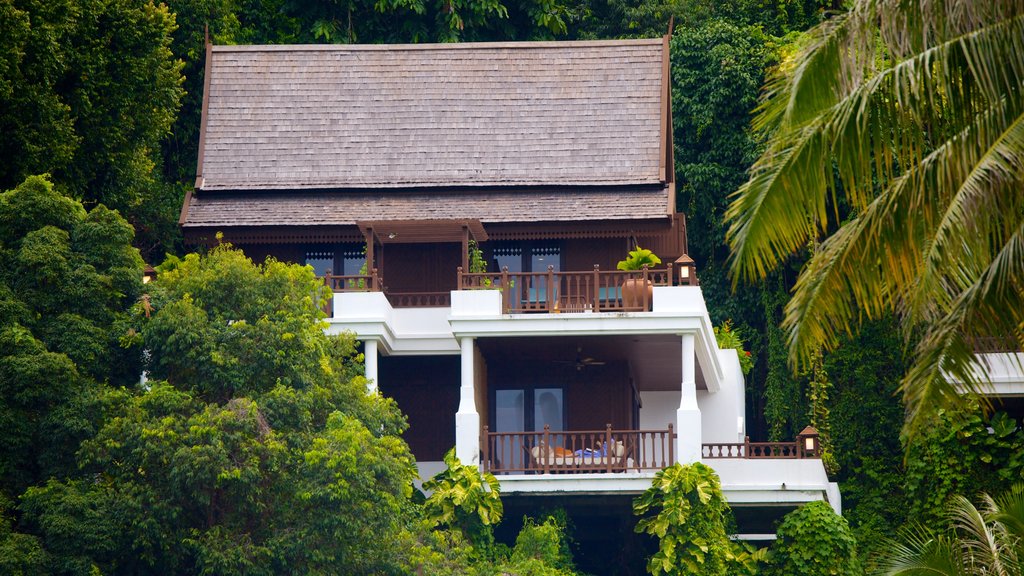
[
  {"left": 766, "top": 501, "right": 861, "bottom": 576},
  {"left": 423, "top": 448, "right": 503, "bottom": 551},
  {"left": 633, "top": 463, "right": 735, "bottom": 575}
]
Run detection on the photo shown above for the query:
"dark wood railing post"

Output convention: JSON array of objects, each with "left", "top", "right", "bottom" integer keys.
[
  {"left": 796, "top": 433, "right": 803, "bottom": 459},
  {"left": 667, "top": 423, "right": 675, "bottom": 466},
  {"left": 667, "top": 262, "right": 674, "bottom": 286},
  {"left": 457, "top": 266, "right": 464, "bottom": 289},
  {"left": 605, "top": 424, "right": 613, "bottom": 473},
  {"left": 501, "top": 266, "right": 510, "bottom": 313},
  {"left": 546, "top": 265, "right": 554, "bottom": 312},
  {"left": 543, "top": 425, "right": 551, "bottom": 474},
  {"left": 482, "top": 425, "right": 489, "bottom": 471},
  {"left": 592, "top": 265, "right": 600, "bottom": 311},
  {"left": 744, "top": 435, "right": 750, "bottom": 459},
  {"left": 641, "top": 265, "right": 650, "bottom": 310},
  {"left": 371, "top": 267, "right": 379, "bottom": 292}
]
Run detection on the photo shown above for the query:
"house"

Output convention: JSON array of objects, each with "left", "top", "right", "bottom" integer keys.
[{"left": 179, "top": 36, "right": 839, "bottom": 541}]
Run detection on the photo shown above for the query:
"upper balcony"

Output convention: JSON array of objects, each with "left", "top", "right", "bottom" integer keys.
[{"left": 322, "top": 261, "right": 698, "bottom": 316}]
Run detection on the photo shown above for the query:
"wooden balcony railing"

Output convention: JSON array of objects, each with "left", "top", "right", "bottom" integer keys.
[
  {"left": 459, "top": 265, "right": 676, "bottom": 313},
  {"left": 702, "top": 436, "right": 817, "bottom": 459},
  {"left": 323, "top": 270, "right": 382, "bottom": 293},
  {"left": 482, "top": 424, "right": 675, "bottom": 474},
  {"left": 386, "top": 291, "right": 451, "bottom": 308}
]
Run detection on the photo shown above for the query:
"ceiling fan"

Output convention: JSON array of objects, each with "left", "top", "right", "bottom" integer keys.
[{"left": 554, "top": 346, "right": 607, "bottom": 371}]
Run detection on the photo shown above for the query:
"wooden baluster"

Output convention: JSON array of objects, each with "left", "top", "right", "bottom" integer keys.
[
  {"left": 546, "top": 265, "right": 554, "bottom": 313},
  {"left": 641, "top": 265, "right": 649, "bottom": 311},
  {"left": 482, "top": 425, "right": 489, "bottom": 471},
  {"left": 543, "top": 425, "right": 551, "bottom": 474},
  {"left": 663, "top": 422, "right": 671, "bottom": 467}
]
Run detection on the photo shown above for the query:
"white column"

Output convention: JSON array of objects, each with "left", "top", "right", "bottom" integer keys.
[
  {"left": 455, "top": 336, "right": 480, "bottom": 466},
  {"left": 364, "top": 340, "right": 378, "bottom": 394},
  {"left": 676, "top": 332, "right": 702, "bottom": 463}
]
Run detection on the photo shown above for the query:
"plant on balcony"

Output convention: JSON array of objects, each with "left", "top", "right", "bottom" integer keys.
[
  {"left": 467, "top": 240, "right": 493, "bottom": 288},
  {"left": 617, "top": 246, "right": 662, "bottom": 309},
  {"left": 616, "top": 245, "right": 662, "bottom": 271},
  {"left": 714, "top": 320, "right": 754, "bottom": 375}
]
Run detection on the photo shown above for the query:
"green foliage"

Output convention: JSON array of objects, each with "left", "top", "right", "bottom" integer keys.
[
  {"left": 468, "top": 240, "right": 488, "bottom": 274},
  {"left": 714, "top": 320, "right": 754, "bottom": 375},
  {"left": 803, "top": 347, "right": 837, "bottom": 475},
  {"left": 874, "top": 484, "right": 1024, "bottom": 576},
  {"left": 825, "top": 319, "right": 907, "bottom": 561},
  {"left": 504, "top": 515, "right": 579, "bottom": 575},
  {"left": 573, "top": 0, "right": 823, "bottom": 39},
  {"left": 762, "top": 280, "right": 804, "bottom": 441},
  {"left": 0, "top": 0, "right": 185, "bottom": 257},
  {"left": 0, "top": 175, "right": 143, "bottom": 498},
  {"left": 14, "top": 245, "right": 418, "bottom": 574},
  {"left": 616, "top": 246, "right": 662, "bottom": 271},
  {"left": 766, "top": 501, "right": 861, "bottom": 576},
  {"left": 903, "top": 402, "right": 1024, "bottom": 528},
  {"left": 423, "top": 448, "right": 503, "bottom": 550},
  {"left": 633, "top": 462, "right": 735, "bottom": 575}
]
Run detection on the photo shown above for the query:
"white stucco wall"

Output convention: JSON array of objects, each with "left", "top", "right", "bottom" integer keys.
[{"left": 698, "top": 348, "right": 746, "bottom": 443}]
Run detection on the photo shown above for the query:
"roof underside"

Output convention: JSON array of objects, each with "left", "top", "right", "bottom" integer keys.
[
  {"left": 198, "top": 40, "right": 666, "bottom": 191},
  {"left": 182, "top": 186, "right": 671, "bottom": 228}
]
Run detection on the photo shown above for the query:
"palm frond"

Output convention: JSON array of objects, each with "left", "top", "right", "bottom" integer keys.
[
  {"left": 728, "top": 0, "right": 1024, "bottom": 387},
  {"left": 874, "top": 523, "right": 966, "bottom": 576}
]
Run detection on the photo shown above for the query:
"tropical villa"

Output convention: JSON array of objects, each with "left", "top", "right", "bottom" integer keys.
[{"left": 178, "top": 35, "right": 840, "bottom": 540}]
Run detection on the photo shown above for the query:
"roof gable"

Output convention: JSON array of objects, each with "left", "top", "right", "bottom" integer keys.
[{"left": 197, "top": 40, "right": 667, "bottom": 191}]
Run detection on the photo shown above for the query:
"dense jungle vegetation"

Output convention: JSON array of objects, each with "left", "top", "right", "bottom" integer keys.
[{"left": 2, "top": 0, "right": 1023, "bottom": 573}]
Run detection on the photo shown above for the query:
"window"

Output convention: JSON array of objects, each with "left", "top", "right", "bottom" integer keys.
[
  {"left": 489, "top": 242, "right": 560, "bottom": 273},
  {"left": 304, "top": 244, "right": 366, "bottom": 277},
  {"left": 492, "top": 386, "right": 564, "bottom": 433},
  {"left": 305, "top": 249, "right": 334, "bottom": 276}
]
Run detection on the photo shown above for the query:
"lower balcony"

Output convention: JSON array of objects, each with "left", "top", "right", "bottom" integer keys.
[
  {"left": 483, "top": 425, "right": 822, "bottom": 476},
  {"left": 483, "top": 425, "right": 676, "bottom": 475}
]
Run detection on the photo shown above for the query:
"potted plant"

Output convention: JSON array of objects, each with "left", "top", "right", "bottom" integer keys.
[{"left": 616, "top": 246, "right": 661, "bottom": 309}]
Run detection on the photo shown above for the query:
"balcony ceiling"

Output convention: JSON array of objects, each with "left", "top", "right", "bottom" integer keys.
[{"left": 477, "top": 334, "right": 705, "bottom": 391}]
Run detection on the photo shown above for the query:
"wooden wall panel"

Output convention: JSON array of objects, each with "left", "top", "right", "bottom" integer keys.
[
  {"left": 379, "top": 356, "right": 460, "bottom": 462},
  {"left": 487, "top": 360, "right": 634, "bottom": 432},
  {"left": 562, "top": 238, "right": 626, "bottom": 271},
  {"left": 236, "top": 243, "right": 304, "bottom": 265},
  {"left": 382, "top": 243, "right": 461, "bottom": 293}
]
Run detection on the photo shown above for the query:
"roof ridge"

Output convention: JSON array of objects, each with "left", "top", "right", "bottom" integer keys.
[{"left": 210, "top": 38, "right": 664, "bottom": 53}]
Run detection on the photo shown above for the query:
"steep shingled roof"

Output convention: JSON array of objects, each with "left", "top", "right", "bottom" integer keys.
[{"left": 195, "top": 39, "right": 668, "bottom": 192}]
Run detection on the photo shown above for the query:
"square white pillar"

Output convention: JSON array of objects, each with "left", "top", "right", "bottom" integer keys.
[
  {"left": 455, "top": 336, "right": 480, "bottom": 466},
  {"left": 677, "top": 332, "right": 702, "bottom": 463},
  {"left": 364, "top": 339, "right": 378, "bottom": 394}
]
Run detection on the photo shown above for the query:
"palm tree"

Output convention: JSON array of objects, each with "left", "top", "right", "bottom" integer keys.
[
  {"left": 875, "top": 484, "right": 1024, "bottom": 575},
  {"left": 725, "top": 0, "right": 1024, "bottom": 433}
]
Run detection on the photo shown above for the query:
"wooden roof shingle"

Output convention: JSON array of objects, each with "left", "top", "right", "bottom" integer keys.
[
  {"left": 197, "top": 39, "right": 668, "bottom": 191},
  {"left": 182, "top": 187, "right": 672, "bottom": 228}
]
